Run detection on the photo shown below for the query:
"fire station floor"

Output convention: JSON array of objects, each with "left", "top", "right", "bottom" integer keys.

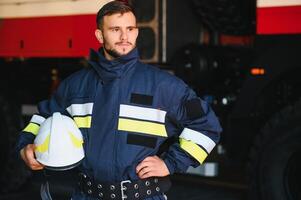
[{"left": 0, "top": 172, "right": 248, "bottom": 200}]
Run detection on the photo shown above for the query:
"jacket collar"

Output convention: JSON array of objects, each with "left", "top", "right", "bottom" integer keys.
[{"left": 88, "top": 47, "right": 139, "bottom": 82}]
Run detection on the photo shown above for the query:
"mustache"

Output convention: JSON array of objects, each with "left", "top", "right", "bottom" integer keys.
[{"left": 115, "top": 41, "right": 133, "bottom": 45}]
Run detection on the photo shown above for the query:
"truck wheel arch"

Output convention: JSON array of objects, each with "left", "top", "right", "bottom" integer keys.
[{"left": 247, "top": 99, "right": 301, "bottom": 200}]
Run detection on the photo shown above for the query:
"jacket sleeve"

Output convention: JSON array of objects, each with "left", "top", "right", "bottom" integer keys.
[
  {"left": 15, "top": 80, "right": 69, "bottom": 156},
  {"left": 163, "top": 82, "right": 222, "bottom": 174}
]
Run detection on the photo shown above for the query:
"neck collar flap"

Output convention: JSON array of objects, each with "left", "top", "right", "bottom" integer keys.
[{"left": 88, "top": 47, "right": 139, "bottom": 82}]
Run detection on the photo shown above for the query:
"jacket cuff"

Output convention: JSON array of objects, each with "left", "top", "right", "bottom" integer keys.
[
  {"left": 163, "top": 151, "right": 191, "bottom": 174},
  {"left": 15, "top": 132, "right": 35, "bottom": 160},
  {"left": 163, "top": 157, "right": 176, "bottom": 175}
]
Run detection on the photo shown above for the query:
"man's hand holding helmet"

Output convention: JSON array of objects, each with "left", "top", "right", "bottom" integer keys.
[{"left": 20, "top": 144, "right": 44, "bottom": 170}]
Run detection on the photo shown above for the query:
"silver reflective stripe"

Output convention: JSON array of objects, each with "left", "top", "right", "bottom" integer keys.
[
  {"left": 179, "top": 128, "right": 216, "bottom": 153},
  {"left": 40, "top": 182, "right": 53, "bottom": 200},
  {"left": 119, "top": 104, "right": 166, "bottom": 123},
  {"left": 66, "top": 103, "right": 93, "bottom": 116},
  {"left": 30, "top": 114, "right": 46, "bottom": 125}
]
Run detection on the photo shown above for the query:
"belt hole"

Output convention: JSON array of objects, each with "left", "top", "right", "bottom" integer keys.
[
  {"left": 110, "top": 185, "right": 115, "bottom": 190},
  {"left": 156, "top": 187, "right": 160, "bottom": 192},
  {"left": 154, "top": 178, "right": 158, "bottom": 183},
  {"left": 98, "top": 184, "right": 102, "bottom": 189},
  {"left": 147, "top": 190, "right": 152, "bottom": 195},
  {"left": 87, "top": 189, "right": 92, "bottom": 194},
  {"left": 99, "top": 192, "right": 103, "bottom": 197},
  {"left": 145, "top": 181, "right": 150, "bottom": 186},
  {"left": 135, "top": 193, "right": 139, "bottom": 198},
  {"left": 134, "top": 184, "right": 139, "bottom": 189},
  {"left": 111, "top": 193, "right": 116, "bottom": 198},
  {"left": 87, "top": 181, "right": 92, "bottom": 186}
]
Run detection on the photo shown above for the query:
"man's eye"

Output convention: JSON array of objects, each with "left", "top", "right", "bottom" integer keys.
[{"left": 112, "top": 28, "right": 119, "bottom": 32}]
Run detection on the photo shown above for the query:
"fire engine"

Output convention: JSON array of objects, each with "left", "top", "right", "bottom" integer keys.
[{"left": 0, "top": 0, "right": 300, "bottom": 199}]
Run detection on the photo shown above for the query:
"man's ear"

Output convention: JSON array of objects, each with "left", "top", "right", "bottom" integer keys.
[{"left": 95, "top": 29, "right": 103, "bottom": 43}]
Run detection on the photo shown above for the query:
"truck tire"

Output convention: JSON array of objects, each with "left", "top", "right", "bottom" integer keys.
[
  {"left": 0, "top": 95, "right": 31, "bottom": 193},
  {"left": 248, "top": 100, "right": 301, "bottom": 200}
]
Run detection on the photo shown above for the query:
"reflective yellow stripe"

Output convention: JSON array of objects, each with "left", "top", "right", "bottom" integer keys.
[
  {"left": 23, "top": 123, "right": 40, "bottom": 135},
  {"left": 179, "top": 138, "right": 208, "bottom": 164},
  {"left": 35, "top": 134, "right": 50, "bottom": 153},
  {"left": 73, "top": 116, "right": 91, "bottom": 128},
  {"left": 68, "top": 132, "right": 84, "bottom": 148},
  {"left": 118, "top": 118, "right": 167, "bottom": 137}
]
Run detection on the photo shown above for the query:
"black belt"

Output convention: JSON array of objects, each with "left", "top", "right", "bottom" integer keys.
[{"left": 78, "top": 173, "right": 171, "bottom": 200}]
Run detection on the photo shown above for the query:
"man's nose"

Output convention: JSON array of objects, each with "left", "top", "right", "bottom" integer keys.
[{"left": 120, "top": 30, "right": 128, "bottom": 41}]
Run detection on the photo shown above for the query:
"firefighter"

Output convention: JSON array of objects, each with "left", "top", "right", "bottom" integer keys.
[{"left": 16, "top": 1, "right": 222, "bottom": 199}]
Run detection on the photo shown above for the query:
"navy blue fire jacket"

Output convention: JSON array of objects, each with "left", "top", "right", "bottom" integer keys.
[{"left": 16, "top": 48, "right": 222, "bottom": 200}]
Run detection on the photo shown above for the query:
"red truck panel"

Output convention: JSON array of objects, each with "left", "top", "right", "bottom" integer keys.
[
  {"left": 257, "top": 5, "right": 301, "bottom": 35},
  {"left": 0, "top": 15, "right": 100, "bottom": 58}
]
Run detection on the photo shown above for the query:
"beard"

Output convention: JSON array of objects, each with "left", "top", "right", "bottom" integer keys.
[
  {"left": 103, "top": 46, "right": 121, "bottom": 59},
  {"left": 103, "top": 37, "right": 135, "bottom": 59}
]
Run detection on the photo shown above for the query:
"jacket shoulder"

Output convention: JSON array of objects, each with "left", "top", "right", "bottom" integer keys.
[
  {"left": 64, "top": 67, "right": 93, "bottom": 82},
  {"left": 60, "top": 67, "right": 97, "bottom": 97},
  {"left": 139, "top": 63, "right": 186, "bottom": 86}
]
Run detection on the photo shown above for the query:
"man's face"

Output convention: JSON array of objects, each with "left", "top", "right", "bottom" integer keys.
[{"left": 95, "top": 12, "right": 139, "bottom": 60}]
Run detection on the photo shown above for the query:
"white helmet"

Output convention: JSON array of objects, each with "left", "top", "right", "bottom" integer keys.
[{"left": 34, "top": 112, "right": 85, "bottom": 171}]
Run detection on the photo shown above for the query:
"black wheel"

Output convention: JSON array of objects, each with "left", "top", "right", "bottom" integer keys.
[
  {"left": 0, "top": 95, "right": 31, "bottom": 193},
  {"left": 248, "top": 100, "right": 301, "bottom": 200}
]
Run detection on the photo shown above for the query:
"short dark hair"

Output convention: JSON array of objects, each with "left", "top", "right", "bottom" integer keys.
[{"left": 96, "top": 1, "right": 135, "bottom": 29}]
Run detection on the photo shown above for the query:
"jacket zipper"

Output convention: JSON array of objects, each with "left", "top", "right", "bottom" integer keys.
[{"left": 113, "top": 77, "right": 122, "bottom": 181}]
